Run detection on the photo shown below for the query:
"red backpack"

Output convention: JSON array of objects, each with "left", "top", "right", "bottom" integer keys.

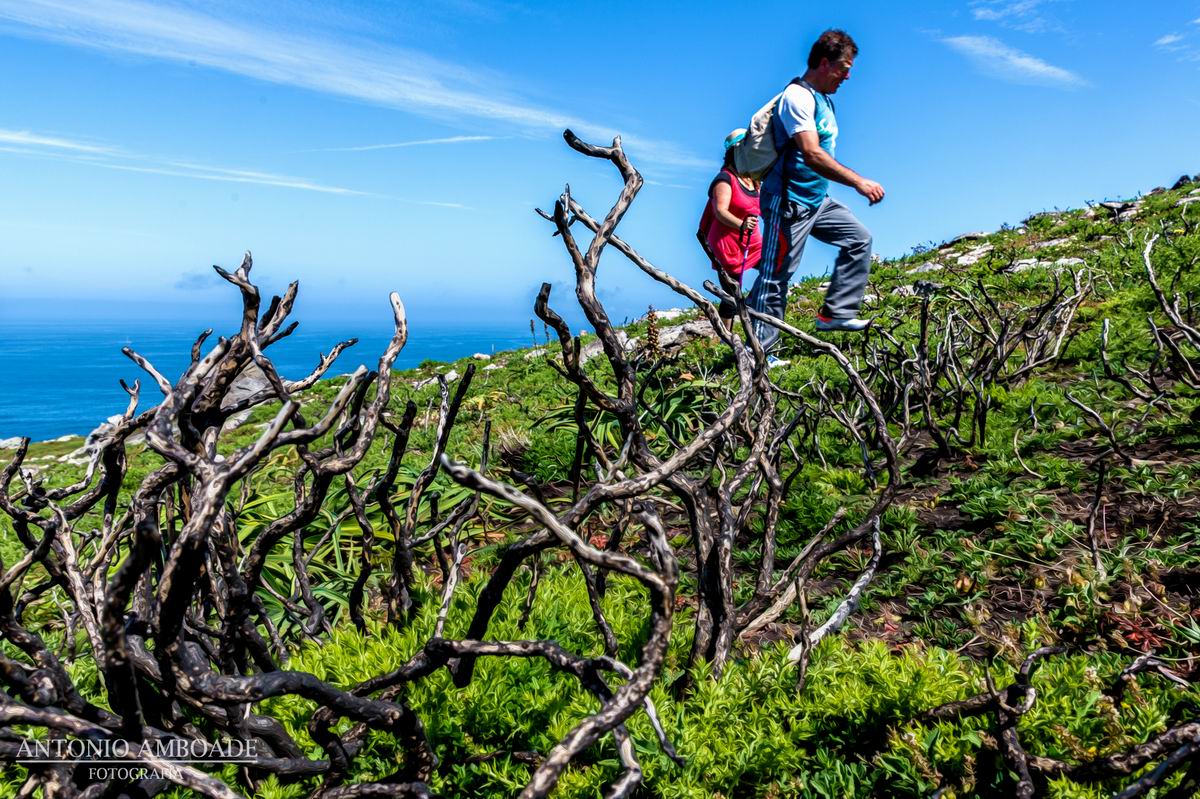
[{"left": 697, "top": 199, "right": 717, "bottom": 262}]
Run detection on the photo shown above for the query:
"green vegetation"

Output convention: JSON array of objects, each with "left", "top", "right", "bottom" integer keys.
[{"left": 2, "top": 177, "right": 1199, "bottom": 797}]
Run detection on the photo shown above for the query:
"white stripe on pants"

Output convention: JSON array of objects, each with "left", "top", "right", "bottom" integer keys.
[{"left": 746, "top": 193, "right": 873, "bottom": 350}]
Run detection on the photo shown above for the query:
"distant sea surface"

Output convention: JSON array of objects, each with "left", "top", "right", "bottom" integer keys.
[{"left": 0, "top": 319, "right": 535, "bottom": 441}]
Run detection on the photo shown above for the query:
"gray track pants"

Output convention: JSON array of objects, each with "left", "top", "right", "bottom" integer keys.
[{"left": 746, "top": 192, "right": 873, "bottom": 351}]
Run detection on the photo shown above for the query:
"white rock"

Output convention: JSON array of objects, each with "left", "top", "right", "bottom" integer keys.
[
  {"left": 413, "top": 368, "right": 460, "bottom": 389},
  {"left": 892, "top": 285, "right": 918, "bottom": 297},
  {"left": 956, "top": 244, "right": 994, "bottom": 266},
  {"left": 522, "top": 346, "right": 549, "bottom": 361},
  {"left": 220, "top": 363, "right": 270, "bottom": 411},
  {"left": 817, "top": 282, "right": 831, "bottom": 291},
  {"left": 657, "top": 321, "right": 714, "bottom": 349},
  {"left": 1099, "top": 200, "right": 1141, "bottom": 223},
  {"left": 907, "top": 261, "right": 944, "bottom": 274},
  {"left": 0, "top": 437, "right": 24, "bottom": 449},
  {"left": 81, "top": 414, "right": 127, "bottom": 455},
  {"left": 52, "top": 435, "right": 76, "bottom": 443},
  {"left": 471, "top": 353, "right": 491, "bottom": 361},
  {"left": 1054, "top": 257, "right": 1085, "bottom": 266},
  {"left": 580, "top": 331, "right": 636, "bottom": 364},
  {"left": 862, "top": 294, "right": 878, "bottom": 304},
  {"left": 946, "top": 231, "right": 989, "bottom": 246},
  {"left": 222, "top": 409, "right": 253, "bottom": 433},
  {"left": 1031, "top": 237, "right": 1073, "bottom": 250},
  {"left": 483, "top": 363, "right": 501, "bottom": 371},
  {"left": 1177, "top": 197, "right": 1200, "bottom": 207},
  {"left": 1189, "top": 188, "right": 1200, "bottom": 196},
  {"left": 647, "top": 308, "right": 686, "bottom": 322}
]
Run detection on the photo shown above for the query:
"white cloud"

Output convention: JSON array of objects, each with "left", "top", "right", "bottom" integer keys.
[
  {"left": 395, "top": 197, "right": 470, "bottom": 210},
  {"left": 972, "top": 0, "right": 1041, "bottom": 21},
  {"left": 643, "top": 179, "right": 694, "bottom": 190},
  {"left": 1155, "top": 33, "right": 1185, "bottom": 47},
  {"left": 943, "top": 35, "right": 1089, "bottom": 88},
  {"left": 0, "top": 126, "right": 366, "bottom": 195},
  {"left": 89, "top": 160, "right": 366, "bottom": 195},
  {"left": 317, "top": 135, "right": 497, "bottom": 153},
  {"left": 0, "top": 0, "right": 706, "bottom": 169},
  {"left": 970, "top": 0, "right": 1060, "bottom": 34},
  {"left": 0, "top": 128, "right": 115, "bottom": 154},
  {"left": 0, "top": 125, "right": 480, "bottom": 207}
]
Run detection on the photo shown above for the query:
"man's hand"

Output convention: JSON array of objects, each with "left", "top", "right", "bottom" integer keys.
[{"left": 855, "top": 178, "right": 885, "bottom": 205}]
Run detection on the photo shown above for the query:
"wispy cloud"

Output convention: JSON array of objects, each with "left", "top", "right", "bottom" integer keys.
[
  {"left": 0, "top": 128, "right": 115, "bottom": 154},
  {"left": 0, "top": 0, "right": 706, "bottom": 169},
  {"left": 316, "top": 135, "right": 497, "bottom": 153},
  {"left": 970, "top": 0, "right": 1061, "bottom": 34},
  {"left": 943, "top": 35, "right": 1089, "bottom": 88},
  {"left": 1152, "top": 23, "right": 1200, "bottom": 62},
  {"left": 643, "top": 179, "right": 694, "bottom": 190},
  {"left": 88, "top": 160, "right": 365, "bottom": 195},
  {"left": 0, "top": 125, "right": 480, "bottom": 207},
  {"left": 395, "top": 197, "right": 470, "bottom": 210},
  {"left": 0, "top": 126, "right": 366, "bottom": 195}
]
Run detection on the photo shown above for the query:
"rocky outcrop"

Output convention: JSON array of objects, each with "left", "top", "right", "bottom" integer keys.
[
  {"left": 657, "top": 320, "right": 715, "bottom": 350},
  {"left": 907, "top": 261, "right": 945, "bottom": 274},
  {"left": 956, "top": 244, "right": 994, "bottom": 266},
  {"left": 1098, "top": 200, "right": 1141, "bottom": 223},
  {"left": 944, "top": 231, "right": 989, "bottom": 247}
]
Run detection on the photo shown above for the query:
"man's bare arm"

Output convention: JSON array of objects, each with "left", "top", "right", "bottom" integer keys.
[{"left": 795, "top": 131, "right": 884, "bottom": 204}]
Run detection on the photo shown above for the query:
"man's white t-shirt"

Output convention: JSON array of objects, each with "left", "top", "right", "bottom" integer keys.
[{"left": 776, "top": 80, "right": 838, "bottom": 152}]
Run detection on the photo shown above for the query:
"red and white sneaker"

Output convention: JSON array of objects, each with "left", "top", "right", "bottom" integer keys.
[{"left": 815, "top": 313, "right": 871, "bottom": 332}]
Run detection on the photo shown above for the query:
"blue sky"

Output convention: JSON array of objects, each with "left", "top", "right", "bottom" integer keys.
[{"left": 0, "top": 0, "right": 1198, "bottom": 332}]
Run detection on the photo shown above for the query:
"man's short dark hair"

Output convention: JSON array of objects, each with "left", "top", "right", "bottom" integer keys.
[{"left": 808, "top": 29, "right": 858, "bottom": 69}]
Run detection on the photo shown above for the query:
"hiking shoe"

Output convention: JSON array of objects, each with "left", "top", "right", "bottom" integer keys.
[
  {"left": 815, "top": 314, "right": 871, "bottom": 332},
  {"left": 766, "top": 355, "right": 791, "bottom": 369}
]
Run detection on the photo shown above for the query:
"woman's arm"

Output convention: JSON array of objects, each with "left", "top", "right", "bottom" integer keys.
[{"left": 710, "top": 182, "right": 757, "bottom": 233}]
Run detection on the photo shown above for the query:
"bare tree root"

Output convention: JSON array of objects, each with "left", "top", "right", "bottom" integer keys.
[{"left": 919, "top": 648, "right": 1200, "bottom": 798}]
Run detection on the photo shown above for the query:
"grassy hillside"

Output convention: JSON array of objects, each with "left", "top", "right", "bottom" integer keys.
[{"left": 2, "top": 176, "right": 1198, "bottom": 798}]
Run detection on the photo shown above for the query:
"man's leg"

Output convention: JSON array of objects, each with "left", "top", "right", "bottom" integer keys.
[
  {"left": 810, "top": 197, "right": 873, "bottom": 319},
  {"left": 746, "top": 195, "right": 820, "bottom": 350}
]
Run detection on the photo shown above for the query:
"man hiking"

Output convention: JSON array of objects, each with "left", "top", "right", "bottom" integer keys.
[{"left": 746, "top": 28, "right": 884, "bottom": 356}]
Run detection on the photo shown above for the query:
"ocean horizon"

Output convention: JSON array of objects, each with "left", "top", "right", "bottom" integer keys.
[{"left": 0, "top": 318, "right": 538, "bottom": 442}]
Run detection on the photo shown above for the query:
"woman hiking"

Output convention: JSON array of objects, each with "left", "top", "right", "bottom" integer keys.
[{"left": 699, "top": 128, "right": 762, "bottom": 330}]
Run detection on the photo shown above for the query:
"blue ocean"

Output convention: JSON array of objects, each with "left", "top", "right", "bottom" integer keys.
[{"left": 0, "top": 319, "right": 536, "bottom": 442}]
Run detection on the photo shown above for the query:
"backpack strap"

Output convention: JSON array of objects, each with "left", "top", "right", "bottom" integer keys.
[
  {"left": 775, "top": 77, "right": 805, "bottom": 190},
  {"left": 771, "top": 77, "right": 804, "bottom": 147}
]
